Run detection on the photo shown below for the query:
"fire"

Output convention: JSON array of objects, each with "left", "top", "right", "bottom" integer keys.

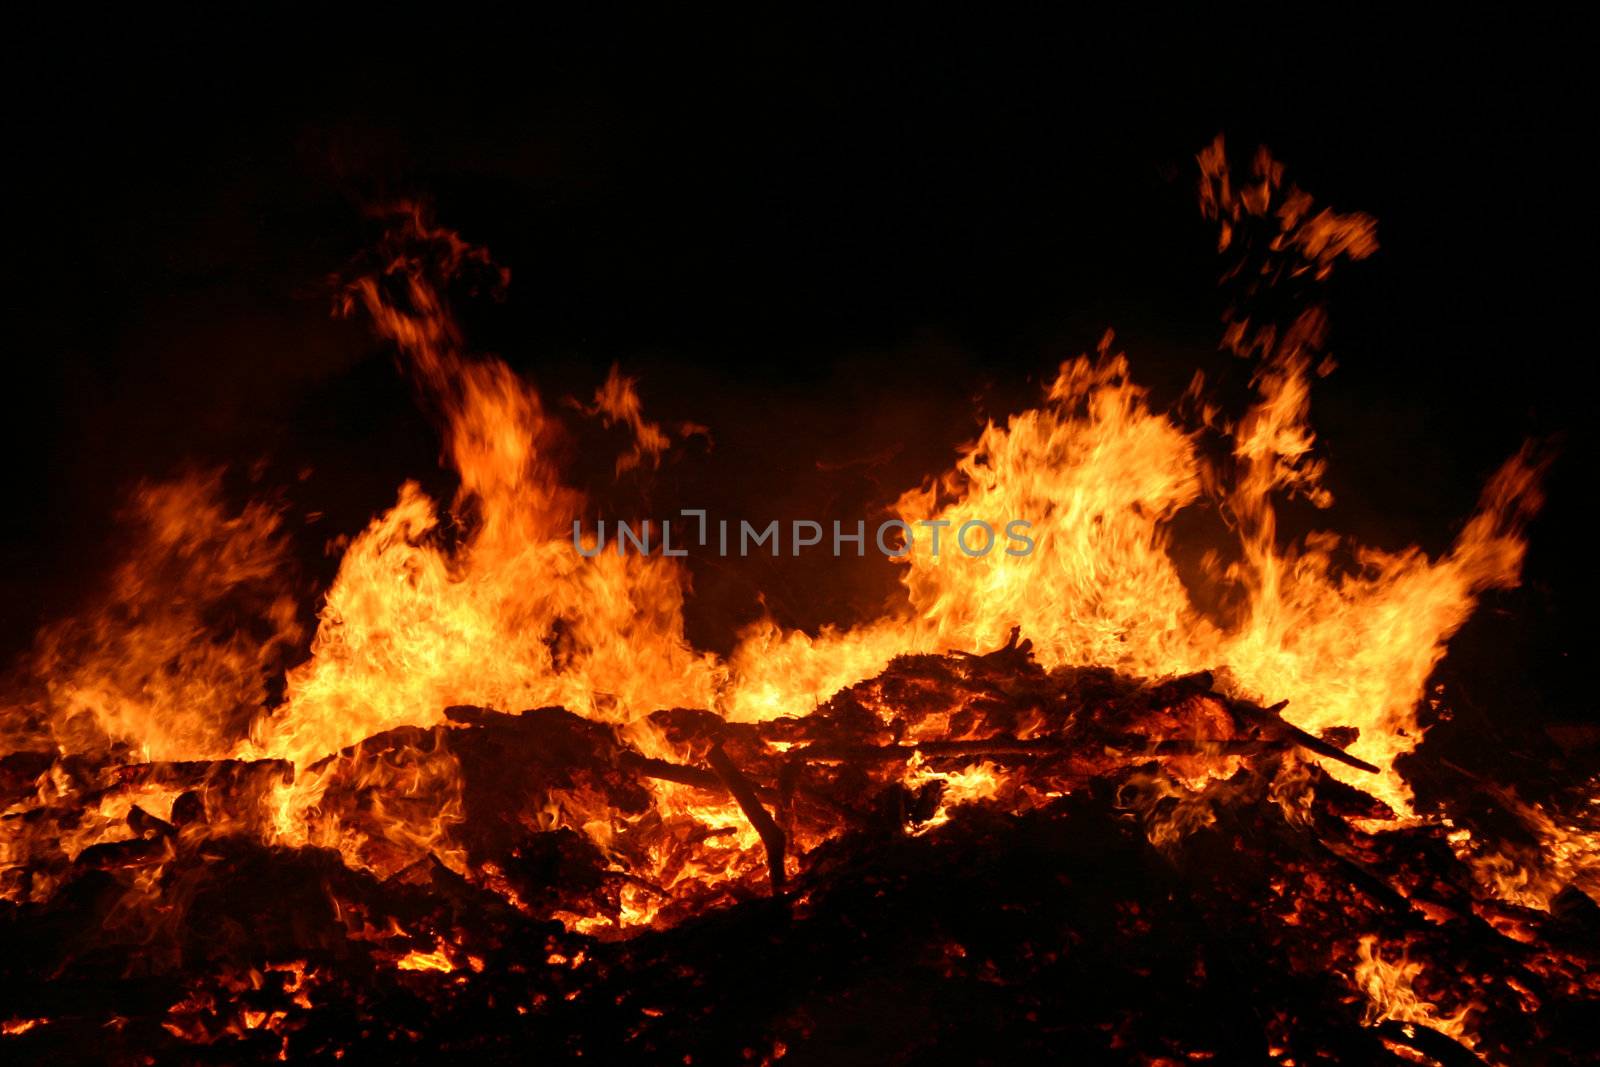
[
  {"left": 243, "top": 207, "right": 722, "bottom": 774},
  {"left": 1353, "top": 934, "right": 1475, "bottom": 1046},
  {"left": 8, "top": 172, "right": 1541, "bottom": 820},
  {"left": 727, "top": 143, "right": 1544, "bottom": 817},
  {"left": 395, "top": 947, "right": 455, "bottom": 973},
  {"left": 0, "top": 143, "right": 1583, "bottom": 1063},
  {"left": 903, "top": 755, "right": 1005, "bottom": 831},
  {"left": 1452, "top": 774, "right": 1600, "bottom": 912},
  {"left": 1, "top": 1018, "right": 45, "bottom": 1036},
  {"left": 6, "top": 470, "right": 303, "bottom": 761}
]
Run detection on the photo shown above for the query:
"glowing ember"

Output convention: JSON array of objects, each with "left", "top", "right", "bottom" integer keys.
[{"left": 395, "top": 948, "right": 455, "bottom": 973}]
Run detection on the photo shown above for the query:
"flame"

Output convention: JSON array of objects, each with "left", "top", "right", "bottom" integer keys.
[
  {"left": 1454, "top": 775, "right": 1600, "bottom": 912},
  {"left": 0, "top": 148, "right": 1553, "bottom": 950},
  {"left": 239, "top": 208, "right": 721, "bottom": 780},
  {"left": 903, "top": 755, "right": 1004, "bottom": 831},
  {"left": 395, "top": 947, "right": 455, "bottom": 973},
  {"left": 578, "top": 362, "right": 710, "bottom": 475},
  {"left": 725, "top": 338, "right": 1541, "bottom": 813},
  {"left": 7, "top": 470, "right": 302, "bottom": 760},
  {"left": 723, "top": 142, "right": 1542, "bottom": 817},
  {"left": 1353, "top": 934, "right": 1475, "bottom": 1047}
]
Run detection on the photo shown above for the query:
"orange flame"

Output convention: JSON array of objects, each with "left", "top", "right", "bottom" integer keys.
[
  {"left": 8, "top": 470, "right": 302, "bottom": 760},
  {"left": 1, "top": 152, "right": 1551, "bottom": 928}
]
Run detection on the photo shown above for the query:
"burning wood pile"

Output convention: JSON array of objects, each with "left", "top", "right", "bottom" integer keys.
[
  {"left": 3, "top": 638, "right": 1596, "bottom": 1064},
  {"left": 2, "top": 141, "right": 1595, "bottom": 1064}
]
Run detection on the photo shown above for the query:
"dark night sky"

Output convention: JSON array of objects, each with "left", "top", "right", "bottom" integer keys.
[{"left": 3, "top": 15, "right": 1593, "bottom": 734}]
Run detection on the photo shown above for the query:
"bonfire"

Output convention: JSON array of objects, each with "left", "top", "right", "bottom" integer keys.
[{"left": 1, "top": 140, "right": 1593, "bottom": 1066}]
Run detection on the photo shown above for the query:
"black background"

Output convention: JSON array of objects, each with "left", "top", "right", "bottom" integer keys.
[{"left": 4, "top": 15, "right": 1592, "bottom": 739}]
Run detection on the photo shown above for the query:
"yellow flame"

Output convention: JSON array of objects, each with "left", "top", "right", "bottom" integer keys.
[
  {"left": 1, "top": 165, "right": 1550, "bottom": 916},
  {"left": 1353, "top": 934, "right": 1475, "bottom": 1046}
]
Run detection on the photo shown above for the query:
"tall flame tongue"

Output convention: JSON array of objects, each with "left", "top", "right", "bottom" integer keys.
[{"left": 245, "top": 205, "right": 722, "bottom": 774}]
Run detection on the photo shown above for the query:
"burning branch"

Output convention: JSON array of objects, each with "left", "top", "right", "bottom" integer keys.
[
  {"left": 706, "top": 742, "right": 787, "bottom": 894},
  {"left": 1227, "top": 697, "right": 1380, "bottom": 775}
]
